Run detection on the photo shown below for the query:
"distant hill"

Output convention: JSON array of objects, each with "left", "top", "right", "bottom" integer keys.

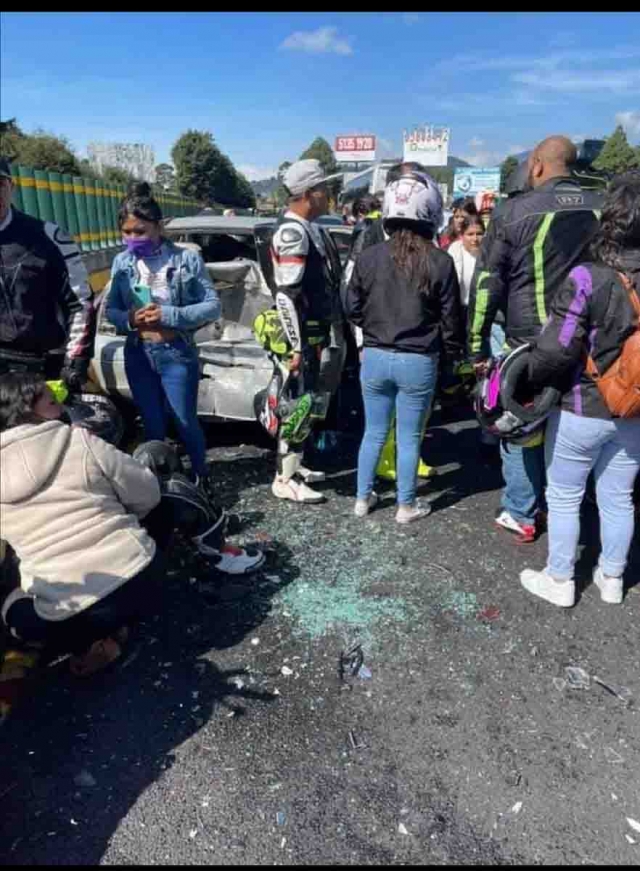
[
  {"left": 250, "top": 156, "right": 470, "bottom": 196},
  {"left": 251, "top": 176, "right": 279, "bottom": 197}
]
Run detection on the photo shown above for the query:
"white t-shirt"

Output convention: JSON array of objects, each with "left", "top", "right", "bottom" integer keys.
[
  {"left": 136, "top": 244, "right": 172, "bottom": 303},
  {"left": 460, "top": 247, "right": 477, "bottom": 307}
]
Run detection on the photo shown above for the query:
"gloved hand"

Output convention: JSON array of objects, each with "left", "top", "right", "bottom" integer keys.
[{"left": 60, "top": 359, "right": 88, "bottom": 395}]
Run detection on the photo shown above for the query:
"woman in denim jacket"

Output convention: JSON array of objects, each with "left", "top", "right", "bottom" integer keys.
[{"left": 106, "top": 183, "right": 219, "bottom": 494}]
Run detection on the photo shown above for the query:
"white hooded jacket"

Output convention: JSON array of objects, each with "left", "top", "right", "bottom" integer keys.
[{"left": 0, "top": 420, "right": 160, "bottom": 622}]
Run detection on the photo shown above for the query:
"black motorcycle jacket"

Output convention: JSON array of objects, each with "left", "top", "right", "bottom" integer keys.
[
  {"left": 467, "top": 177, "right": 602, "bottom": 361},
  {"left": 0, "top": 208, "right": 95, "bottom": 365}
]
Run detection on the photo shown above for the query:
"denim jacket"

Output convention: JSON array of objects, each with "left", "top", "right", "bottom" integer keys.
[{"left": 106, "top": 241, "right": 220, "bottom": 337}]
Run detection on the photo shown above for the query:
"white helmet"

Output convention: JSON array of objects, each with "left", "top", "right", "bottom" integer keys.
[{"left": 382, "top": 170, "right": 443, "bottom": 232}]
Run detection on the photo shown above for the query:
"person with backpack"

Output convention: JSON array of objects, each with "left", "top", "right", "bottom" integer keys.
[{"left": 520, "top": 171, "right": 640, "bottom": 608}]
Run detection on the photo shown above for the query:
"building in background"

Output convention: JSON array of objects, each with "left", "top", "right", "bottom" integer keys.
[{"left": 87, "top": 142, "right": 156, "bottom": 182}]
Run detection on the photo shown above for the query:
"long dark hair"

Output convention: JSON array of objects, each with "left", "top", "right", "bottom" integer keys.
[
  {"left": 118, "top": 181, "right": 163, "bottom": 228},
  {"left": 388, "top": 225, "right": 434, "bottom": 294},
  {"left": 459, "top": 214, "right": 485, "bottom": 236},
  {"left": 590, "top": 171, "right": 640, "bottom": 270},
  {"left": 0, "top": 372, "right": 47, "bottom": 432}
]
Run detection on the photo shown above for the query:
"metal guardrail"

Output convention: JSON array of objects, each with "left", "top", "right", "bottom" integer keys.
[{"left": 10, "top": 164, "right": 202, "bottom": 253}]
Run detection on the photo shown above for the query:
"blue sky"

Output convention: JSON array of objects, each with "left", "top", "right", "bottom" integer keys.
[{"left": 2, "top": 12, "right": 640, "bottom": 180}]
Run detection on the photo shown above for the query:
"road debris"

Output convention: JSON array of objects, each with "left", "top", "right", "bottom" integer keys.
[
  {"left": 477, "top": 605, "right": 501, "bottom": 622},
  {"left": 592, "top": 675, "right": 633, "bottom": 706},
  {"left": 565, "top": 666, "right": 590, "bottom": 689},
  {"left": 604, "top": 747, "right": 625, "bottom": 764},
  {"left": 276, "top": 811, "right": 286, "bottom": 826},
  {"left": 511, "top": 802, "right": 523, "bottom": 815},
  {"left": 348, "top": 729, "right": 366, "bottom": 750},
  {"left": 627, "top": 818, "right": 640, "bottom": 834},
  {"left": 339, "top": 642, "right": 364, "bottom": 681},
  {"left": 281, "top": 666, "right": 294, "bottom": 676},
  {"left": 398, "top": 822, "right": 409, "bottom": 835},
  {"left": 357, "top": 664, "right": 372, "bottom": 680},
  {"left": 73, "top": 770, "right": 96, "bottom": 788}
]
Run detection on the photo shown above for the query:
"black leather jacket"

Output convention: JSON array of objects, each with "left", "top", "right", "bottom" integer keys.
[{"left": 467, "top": 177, "right": 602, "bottom": 360}]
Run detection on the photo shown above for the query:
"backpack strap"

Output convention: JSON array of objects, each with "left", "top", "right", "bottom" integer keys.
[{"left": 586, "top": 270, "right": 640, "bottom": 379}]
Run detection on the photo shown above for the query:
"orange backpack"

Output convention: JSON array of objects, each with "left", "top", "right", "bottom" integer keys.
[{"left": 586, "top": 272, "right": 640, "bottom": 418}]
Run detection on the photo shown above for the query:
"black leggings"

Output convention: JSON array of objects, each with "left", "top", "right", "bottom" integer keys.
[{"left": 4, "top": 502, "right": 175, "bottom": 657}]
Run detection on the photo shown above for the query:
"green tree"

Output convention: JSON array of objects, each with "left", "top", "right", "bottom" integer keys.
[
  {"left": 171, "top": 130, "right": 222, "bottom": 203},
  {"left": 593, "top": 125, "right": 640, "bottom": 175},
  {"left": 299, "top": 137, "right": 337, "bottom": 175},
  {"left": 78, "top": 158, "right": 102, "bottom": 180},
  {"left": 155, "top": 162, "right": 176, "bottom": 191},
  {"left": 500, "top": 155, "right": 520, "bottom": 192},
  {"left": 102, "top": 165, "right": 134, "bottom": 185},
  {"left": 9, "top": 129, "right": 80, "bottom": 175},
  {"left": 278, "top": 160, "right": 292, "bottom": 181},
  {"left": 0, "top": 118, "right": 25, "bottom": 162}
]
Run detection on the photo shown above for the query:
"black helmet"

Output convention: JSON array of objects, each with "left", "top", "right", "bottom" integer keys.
[
  {"left": 64, "top": 393, "right": 124, "bottom": 447},
  {"left": 474, "top": 345, "right": 560, "bottom": 445},
  {"left": 505, "top": 160, "right": 531, "bottom": 198},
  {"left": 132, "top": 440, "right": 184, "bottom": 478}
]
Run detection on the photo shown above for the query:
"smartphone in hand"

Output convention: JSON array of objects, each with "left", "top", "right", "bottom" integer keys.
[{"left": 131, "top": 283, "right": 152, "bottom": 309}]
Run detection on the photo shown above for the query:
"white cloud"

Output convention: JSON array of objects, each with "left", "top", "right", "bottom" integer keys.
[
  {"left": 376, "top": 136, "right": 397, "bottom": 159},
  {"left": 237, "top": 164, "right": 278, "bottom": 182},
  {"left": 401, "top": 13, "right": 420, "bottom": 24},
  {"left": 280, "top": 26, "right": 353, "bottom": 56},
  {"left": 513, "top": 69, "right": 640, "bottom": 94},
  {"left": 469, "top": 136, "right": 484, "bottom": 148},
  {"left": 615, "top": 110, "right": 640, "bottom": 141},
  {"left": 438, "top": 46, "right": 640, "bottom": 75}
]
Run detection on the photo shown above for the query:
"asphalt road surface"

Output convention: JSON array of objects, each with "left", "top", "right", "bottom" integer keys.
[{"left": 1, "top": 409, "right": 639, "bottom": 866}]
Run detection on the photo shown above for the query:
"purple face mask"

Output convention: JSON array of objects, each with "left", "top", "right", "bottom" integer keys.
[{"left": 125, "top": 237, "right": 161, "bottom": 258}]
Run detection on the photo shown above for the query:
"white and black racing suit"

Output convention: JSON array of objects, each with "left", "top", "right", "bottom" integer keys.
[
  {"left": 0, "top": 207, "right": 95, "bottom": 383},
  {"left": 269, "top": 211, "right": 345, "bottom": 478}
]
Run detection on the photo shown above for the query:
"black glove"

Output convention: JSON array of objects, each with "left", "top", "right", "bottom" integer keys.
[{"left": 60, "top": 359, "right": 88, "bottom": 395}]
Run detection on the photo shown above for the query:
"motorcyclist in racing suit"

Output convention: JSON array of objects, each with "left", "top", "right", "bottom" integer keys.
[
  {"left": 269, "top": 159, "right": 345, "bottom": 503},
  {"left": 0, "top": 156, "right": 95, "bottom": 386}
]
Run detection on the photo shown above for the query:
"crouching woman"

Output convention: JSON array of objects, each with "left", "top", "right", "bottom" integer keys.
[{"left": 0, "top": 373, "right": 170, "bottom": 676}]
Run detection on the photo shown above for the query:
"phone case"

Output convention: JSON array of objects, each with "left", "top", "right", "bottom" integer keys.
[{"left": 132, "top": 283, "right": 152, "bottom": 308}]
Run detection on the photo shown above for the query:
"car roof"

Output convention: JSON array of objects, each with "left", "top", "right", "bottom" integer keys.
[{"left": 165, "top": 215, "right": 276, "bottom": 235}]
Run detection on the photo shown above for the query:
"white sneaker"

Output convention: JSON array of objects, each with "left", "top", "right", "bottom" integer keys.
[
  {"left": 272, "top": 476, "right": 325, "bottom": 504},
  {"left": 298, "top": 466, "right": 326, "bottom": 484},
  {"left": 520, "top": 568, "right": 575, "bottom": 607},
  {"left": 396, "top": 501, "right": 432, "bottom": 524},
  {"left": 197, "top": 543, "right": 265, "bottom": 576},
  {"left": 354, "top": 492, "right": 378, "bottom": 518},
  {"left": 593, "top": 565, "right": 624, "bottom": 604}
]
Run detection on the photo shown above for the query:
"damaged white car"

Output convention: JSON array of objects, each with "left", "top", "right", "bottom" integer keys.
[{"left": 90, "top": 215, "right": 352, "bottom": 423}]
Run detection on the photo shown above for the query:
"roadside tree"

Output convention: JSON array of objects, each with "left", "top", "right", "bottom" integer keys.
[{"left": 593, "top": 125, "right": 639, "bottom": 175}]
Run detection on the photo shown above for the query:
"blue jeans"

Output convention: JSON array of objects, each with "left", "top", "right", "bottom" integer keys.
[
  {"left": 544, "top": 409, "right": 640, "bottom": 580},
  {"left": 500, "top": 439, "right": 546, "bottom": 524},
  {"left": 125, "top": 336, "right": 207, "bottom": 477},
  {"left": 357, "top": 348, "right": 438, "bottom": 505}
]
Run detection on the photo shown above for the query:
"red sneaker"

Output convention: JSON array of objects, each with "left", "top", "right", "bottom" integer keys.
[{"left": 495, "top": 510, "right": 537, "bottom": 544}]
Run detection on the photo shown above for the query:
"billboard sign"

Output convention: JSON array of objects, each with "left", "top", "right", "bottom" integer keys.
[
  {"left": 452, "top": 167, "right": 501, "bottom": 199},
  {"left": 403, "top": 126, "right": 450, "bottom": 166},
  {"left": 333, "top": 135, "right": 376, "bottom": 163}
]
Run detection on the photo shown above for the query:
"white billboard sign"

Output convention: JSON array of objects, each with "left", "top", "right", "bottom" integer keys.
[
  {"left": 334, "top": 135, "right": 377, "bottom": 164},
  {"left": 403, "top": 126, "right": 450, "bottom": 167}
]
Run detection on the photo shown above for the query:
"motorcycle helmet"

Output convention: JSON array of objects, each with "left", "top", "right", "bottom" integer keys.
[
  {"left": 474, "top": 345, "right": 561, "bottom": 445},
  {"left": 132, "top": 440, "right": 185, "bottom": 479},
  {"left": 64, "top": 393, "right": 125, "bottom": 447},
  {"left": 382, "top": 170, "right": 443, "bottom": 234}
]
